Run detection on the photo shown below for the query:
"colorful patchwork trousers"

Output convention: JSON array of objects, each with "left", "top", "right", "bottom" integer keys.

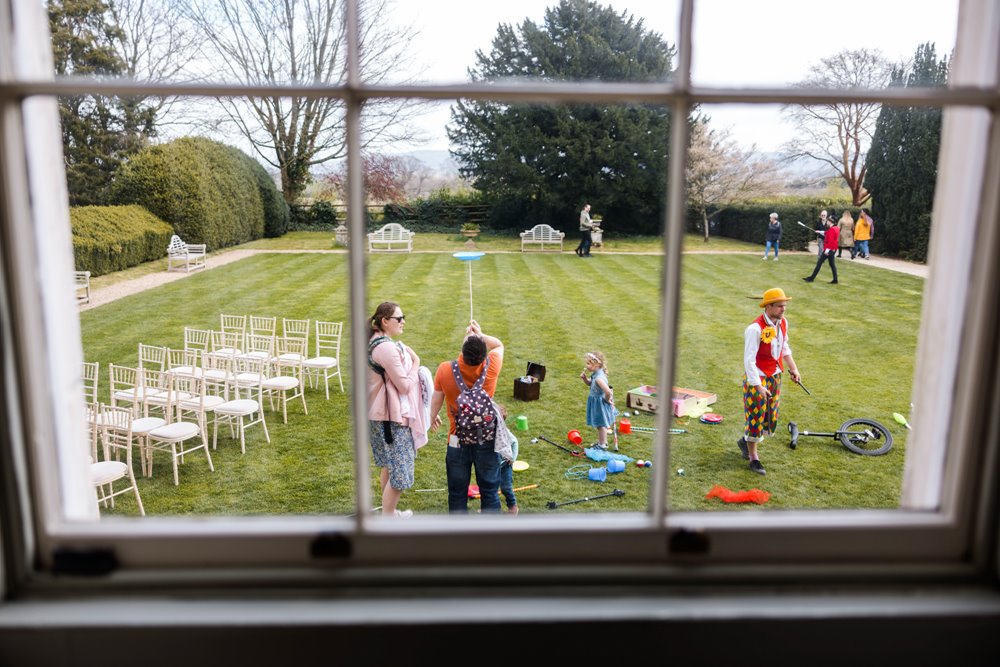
[{"left": 743, "top": 372, "right": 781, "bottom": 441}]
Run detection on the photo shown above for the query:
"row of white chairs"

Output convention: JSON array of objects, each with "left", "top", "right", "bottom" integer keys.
[
  {"left": 155, "top": 317, "right": 345, "bottom": 399},
  {"left": 137, "top": 338, "right": 308, "bottom": 424}
]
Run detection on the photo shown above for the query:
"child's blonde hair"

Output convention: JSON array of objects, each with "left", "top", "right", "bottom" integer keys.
[{"left": 585, "top": 351, "right": 608, "bottom": 372}]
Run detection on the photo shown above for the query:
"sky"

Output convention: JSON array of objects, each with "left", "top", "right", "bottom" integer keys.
[{"left": 389, "top": 0, "right": 960, "bottom": 153}]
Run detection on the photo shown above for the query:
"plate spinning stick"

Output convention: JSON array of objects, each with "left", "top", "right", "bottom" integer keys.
[{"left": 452, "top": 251, "right": 485, "bottom": 321}]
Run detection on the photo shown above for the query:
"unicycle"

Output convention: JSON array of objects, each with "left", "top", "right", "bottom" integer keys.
[{"left": 787, "top": 418, "right": 893, "bottom": 456}]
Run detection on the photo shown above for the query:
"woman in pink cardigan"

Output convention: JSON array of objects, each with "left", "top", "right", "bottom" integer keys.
[{"left": 367, "top": 301, "right": 429, "bottom": 517}]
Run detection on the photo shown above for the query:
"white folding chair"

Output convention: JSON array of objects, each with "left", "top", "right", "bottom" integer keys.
[
  {"left": 146, "top": 373, "right": 213, "bottom": 485},
  {"left": 82, "top": 361, "right": 99, "bottom": 404},
  {"left": 176, "top": 373, "right": 226, "bottom": 456},
  {"left": 139, "top": 368, "right": 181, "bottom": 421},
  {"left": 240, "top": 333, "right": 275, "bottom": 363},
  {"left": 183, "top": 327, "right": 212, "bottom": 353},
  {"left": 211, "top": 329, "right": 244, "bottom": 358},
  {"left": 109, "top": 363, "right": 162, "bottom": 417},
  {"left": 220, "top": 313, "right": 247, "bottom": 348},
  {"left": 304, "top": 320, "right": 344, "bottom": 399},
  {"left": 82, "top": 362, "right": 101, "bottom": 457},
  {"left": 138, "top": 343, "right": 166, "bottom": 371},
  {"left": 249, "top": 315, "right": 276, "bottom": 339},
  {"left": 92, "top": 404, "right": 145, "bottom": 516},
  {"left": 263, "top": 336, "right": 309, "bottom": 424},
  {"left": 282, "top": 318, "right": 310, "bottom": 342},
  {"left": 214, "top": 355, "right": 270, "bottom": 454},
  {"left": 166, "top": 347, "right": 204, "bottom": 378}
]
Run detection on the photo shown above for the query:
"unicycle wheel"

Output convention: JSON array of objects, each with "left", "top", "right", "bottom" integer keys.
[{"left": 838, "top": 418, "right": 893, "bottom": 456}]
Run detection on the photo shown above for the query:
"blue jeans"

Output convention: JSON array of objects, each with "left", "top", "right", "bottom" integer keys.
[
  {"left": 765, "top": 240, "right": 779, "bottom": 258},
  {"left": 856, "top": 239, "right": 869, "bottom": 257},
  {"left": 446, "top": 443, "right": 501, "bottom": 513},
  {"left": 499, "top": 461, "right": 516, "bottom": 509}
]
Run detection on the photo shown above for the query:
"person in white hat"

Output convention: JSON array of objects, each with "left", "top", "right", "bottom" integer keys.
[
  {"left": 763, "top": 212, "right": 782, "bottom": 260},
  {"left": 738, "top": 288, "right": 802, "bottom": 475}
]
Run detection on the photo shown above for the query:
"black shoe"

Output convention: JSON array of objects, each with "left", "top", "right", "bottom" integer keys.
[
  {"left": 802, "top": 277, "right": 814, "bottom": 282},
  {"left": 737, "top": 437, "right": 749, "bottom": 460},
  {"left": 829, "top": 280, "right": 838, "bottom": 284},
  {"left": 749, "top": 460, "right": 766, "bottom": 475}
]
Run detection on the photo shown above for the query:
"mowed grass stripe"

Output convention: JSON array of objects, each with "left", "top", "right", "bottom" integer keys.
[{"left": 81, "top": 251, "right": 921, "bottom": 516}]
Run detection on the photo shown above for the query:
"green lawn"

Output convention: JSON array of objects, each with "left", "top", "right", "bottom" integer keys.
[{"left": 81, "top": 248, "right": 921, "bottom": 516}]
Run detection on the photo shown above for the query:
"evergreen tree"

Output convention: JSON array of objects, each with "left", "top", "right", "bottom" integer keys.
[
  {"left": 447, "top": 0, "right": 675, "bottom": 233},
  {"left": 865, "top": 43, "right": 949, "bottom": 261},
  {"left": 49, "top": 0, "right": 156, "bottom": 206}
]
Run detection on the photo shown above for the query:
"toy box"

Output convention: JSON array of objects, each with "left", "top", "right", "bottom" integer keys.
[
  {"left": 670, "top": 387, "right": 718, "bottom": 417},
  {"left": 626, "top": 385, "right": 660, "bottom": 413},
  {"left": 626, "top": 385, "right": 717, "bottom": 416},
  {"left": 513, "top": 362, "right": 546, "bottom": 401}
]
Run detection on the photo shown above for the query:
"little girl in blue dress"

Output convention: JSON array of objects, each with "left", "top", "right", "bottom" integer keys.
[{"left": 580, "top": 351, "right": 615, "bottom": 449}]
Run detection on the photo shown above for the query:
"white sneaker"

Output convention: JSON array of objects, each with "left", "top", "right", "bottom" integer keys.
[
  {"left": 393, "top": 509, "right": 413, "bottom": 518},
  {"left": 762, "top": 256, "right": 768, "bottom": 260},
  {"left": 773, "top": 257, "right": 778, "bottom": 261}
]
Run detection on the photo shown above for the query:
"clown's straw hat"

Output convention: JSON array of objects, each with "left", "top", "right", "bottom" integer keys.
[{"left": 756, "top": 287, "right": 792, "bottom": 308}]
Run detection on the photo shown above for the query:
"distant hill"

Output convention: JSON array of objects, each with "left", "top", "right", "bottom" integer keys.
[{"left": 401, "top": 149, "right": 457, "bottom": 172}]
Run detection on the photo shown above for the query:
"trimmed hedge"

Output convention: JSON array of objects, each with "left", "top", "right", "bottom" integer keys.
[
  {"left": 71, "top": 205, "right": 174, "bottom": 276},
  {"left": 110, "top": 137, "right": 275, "bottom": 249},
  {"left": 237, "top": 149, "right": 289, "bottom": 238},
  {"left": 382, "top": 190, "right": 490, "bottom": 232},
  {"left": 696, "top": 197, "right": 855, "bottom": 251}
]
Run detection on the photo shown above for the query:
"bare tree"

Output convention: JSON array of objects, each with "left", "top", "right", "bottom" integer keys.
[
  {"left": 687, "top": 120, "right": 783, "bottom": 242},
  {"left": 181, "top": 0, "right": 423, "bottom": 204},
  {"left": 782, "top": 48, "right": 894, "bottom": 206},
  {"left": 107, "top": 0, "right": 204, "bottom": 128}
]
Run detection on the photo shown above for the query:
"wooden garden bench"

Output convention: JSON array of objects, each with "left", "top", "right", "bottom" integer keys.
[
  {"left": 75, "top": 271, "right": 91, "bottom": 304},
  {"left": 520, "top": 224, "right": 565, "bottom": 252},
  {"left": 166, "top": 235, "right": 207, "bottom": 272},
  {"left": 367, "top": 223, "right": 414, "bottom": 253}
]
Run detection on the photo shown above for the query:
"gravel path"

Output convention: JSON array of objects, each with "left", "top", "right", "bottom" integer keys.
[{"left": 80, "top": 245, "right": 927, "bottom": 311}]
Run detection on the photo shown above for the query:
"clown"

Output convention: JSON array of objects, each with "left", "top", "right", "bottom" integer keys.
[{"left": 738, "top": 287, "right": 802, "bottom": 475}]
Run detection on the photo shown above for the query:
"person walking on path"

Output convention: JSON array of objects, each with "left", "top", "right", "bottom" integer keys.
[
  {"left": 738, "top": 287, "right": 802, "bottom": 476},
  {"left": 429, "top": 319, "right": 505, "bottom": 514},
  {"left": 804, "top": 215, "right": 840, "bottom": 284},
  {"left": 855, "top": 208, "right": 874, "bottom": 259},
  {"left": 763, "top": 212, "right": 782, "bottom": 261},
  {"left": 367, "top": 302, "right": 429, "bottom": 518},
  {"left": 837, "top": 210, "right": 856, "bottom": 259},
  {"left": 813, "top": 210, "right": 830, "bottom": 256},
  {"left": 575, "top": 203, "right": 594, "bottom": 257}
]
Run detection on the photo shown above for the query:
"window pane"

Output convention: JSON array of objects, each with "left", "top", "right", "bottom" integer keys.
[
  {"left": 385, "top": 0, "right": 681, "bottom": 85},
  {"left": 691, "top": 0, "right": 958, "bottom": 89},
  {"left": 59, "top": 87, "right": 357, "bottom": 518},
  {"left": 356, "top": 98, "right": 670, "bottom": 515},
  {"left": 668, "top": 100, "right": 956, "bottom": 511}
]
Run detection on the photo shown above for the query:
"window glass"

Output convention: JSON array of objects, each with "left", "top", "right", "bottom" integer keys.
[
  {"left": 336, "top": 99, "right": 670, "bottom": 517},
  {"left": 669, "top": 98, "right": 962, "bottom": 511},
  {"left": 4, "top": 0, "right": 993, "bottom": 573},
  {"left": 385, "top": 0, "right": 680, "bottom": 85},
  {"left": 691, "top": 0, "right": 958, "bottom": 89}
]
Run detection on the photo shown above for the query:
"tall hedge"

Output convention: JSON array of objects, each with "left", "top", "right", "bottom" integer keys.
[
  {"left": 699, "top": 197, "right": 855, "bottom": 250},
  {"left": 71, "top": 205, "right": 174, "bottom": 276},
  {"left": 110, "top": 137, "right": 276, "bottom": 249},
  {"left": 235, "top": 147, "right": 289, "bottom": 237},
  {"left": 382, "top": 190, "right": 491, "bottom": 232}
]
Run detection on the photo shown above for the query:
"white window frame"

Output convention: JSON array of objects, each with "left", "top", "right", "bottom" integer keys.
[{"left": 1, "top": 0, "right": 999, "bottom": 592}]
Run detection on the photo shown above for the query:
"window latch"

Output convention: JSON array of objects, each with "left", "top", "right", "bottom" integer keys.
[
  {"left": 669, "top": 529, "right": 710, "bottom": 555},
  {"left": 51, "top": 547, "right": 119, "bottom": 576},
  {"left": 310, "top": 532, "right": 352, "bottom": 559}
]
